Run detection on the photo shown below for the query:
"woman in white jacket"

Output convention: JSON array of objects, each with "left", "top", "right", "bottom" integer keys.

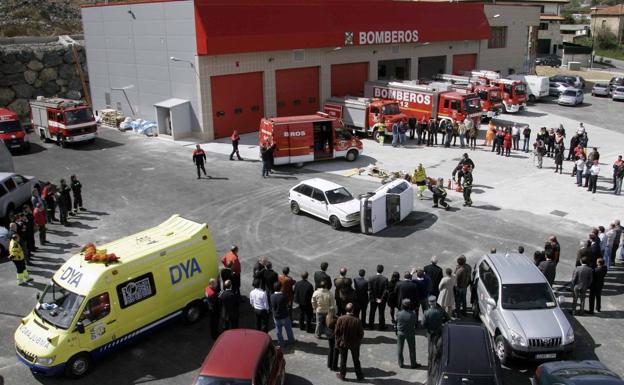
[{"left": 437, "top": 268, "right": 455, "bottom": 316}]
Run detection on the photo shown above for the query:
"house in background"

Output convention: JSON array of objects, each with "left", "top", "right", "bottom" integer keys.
[{"left": 590, "top": 5, "right": 624, "bottom": 44}]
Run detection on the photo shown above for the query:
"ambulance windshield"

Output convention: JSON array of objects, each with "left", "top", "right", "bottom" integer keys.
[
  {"left": 381, "top": 103, "right": 401, "bottom": 115},
  {"left": 64, "top": 108, "right": 94, "bottom": 125},
  {"left": 35, "top": 280, "right": 85, "bottom": 330},
  {"left": 0, "top": 120, "right": 22, "bottom": 133},
  {"left": 325, "top": 187, "right": 354, "bottom": 204}
]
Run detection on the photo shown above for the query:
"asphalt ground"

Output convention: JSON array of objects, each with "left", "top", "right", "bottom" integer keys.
[{"left": 0, "top": 98, "right": 623, "bottom": 385}]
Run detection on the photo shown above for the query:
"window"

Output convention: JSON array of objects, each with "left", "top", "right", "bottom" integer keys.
[
  {"left": 13, "top": 174, "right": 26, "bottom": 186},
  {"left": 294, "top": 184, "right": 313, "bottom": 197},
  {"left": 0, "top": 184, "right": 7, "bottom": 198},
  {"left": 370, "top": 107, "right": 379, "bottom": 115},
  {"left": 116, "top": 272, "right": 156, "bottom": 309},
  {"left": 443, "top": 100, "right": 449, "bottom": 109},
  {"left": 479, "top": 261, "right": 499, "bottom": 302},
  {"left": 450, "top": 100, "right": 461, "bottom": 111},
  {"left": 3, "top": 177, "right": 16, "bottom": 191},
  {"left": 48, "top": 112, "right": 55, "bottom": 120},
  {"left": 539, "top": 5, "right": 545, "bottom": 13},
  {"left": 488, "top": 27, "right": 507, "bottom": 49},
  {"left": 312, "top": 188, "right": 326, "bottom": 203},
  {"left": 325, "top": 187, "right": 354, "bottom": 204},
  {"left": 80, "top": 292, "right": 111, "bottom": 325},
  {"left": 539, "top": 22, "right": 549, "bottom": 30}
]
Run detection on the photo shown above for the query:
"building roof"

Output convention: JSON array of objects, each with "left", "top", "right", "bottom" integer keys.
[
  {"left": 199, "top": 329, "right": 270, "bottom": 379},
  {"left": 540, "top": 14, "right": 566, "bottom": 21},
  {"left": 560, "top": 24, "right": 590, "bottom": 31},
  {"left": 485, "top": 253, "right": 547, "bottom": 284},
  {"left": 591, "top": 4, "right": 624, "bottom": 16}
]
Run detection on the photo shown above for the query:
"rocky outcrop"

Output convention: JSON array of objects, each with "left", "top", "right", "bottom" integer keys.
[{"left": 0, "top": 42, "right": 89, "bottom": 119}]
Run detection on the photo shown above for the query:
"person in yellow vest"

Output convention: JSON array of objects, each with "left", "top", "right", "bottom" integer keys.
[
  {"left": 376, "top": 122, "right": 386, "bottom": 145},
  {"left": 412, "top": 164, "right": 428, "bottom": 199},
  {"left": 9, "top": 234, "right": 32, "bottom": 285}
]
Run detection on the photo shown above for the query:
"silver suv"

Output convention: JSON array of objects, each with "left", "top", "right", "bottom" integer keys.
[{"left": 472, "top": 253, "right": 574, "bottom": 364}]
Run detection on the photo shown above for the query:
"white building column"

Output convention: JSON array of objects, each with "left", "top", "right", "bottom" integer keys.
[{"left": 368, "top": 58, "right": 378, "bottom": 81}]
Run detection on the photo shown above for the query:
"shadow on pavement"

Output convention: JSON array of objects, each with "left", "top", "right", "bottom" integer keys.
[
  {"left": 284, "top": 373, "right": 314, "bottom": 385},
  {"left": 71, "top": 137, "right": 124, "bottom": 151},
  {"left": 373, "top": 212, "right": 438, "bottom": 238},
  {"left": 12, "top": 142, "right": 47, "bottom": 156}
]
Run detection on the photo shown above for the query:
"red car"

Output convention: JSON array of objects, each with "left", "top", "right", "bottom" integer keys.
[{"left": 193, "top": 329, "right": 286, "bottom": 385}]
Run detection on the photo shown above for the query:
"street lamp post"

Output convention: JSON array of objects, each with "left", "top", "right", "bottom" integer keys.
[{"left": 170, "top": 56, "right": 199, "bottom": 78}]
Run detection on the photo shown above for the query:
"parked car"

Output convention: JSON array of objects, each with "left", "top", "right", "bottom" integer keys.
[
  {"left": 558, "top": 89, "right": 584, "bottom": 106},
  {"left": 612, "top": 86, "right": 624, "bottom": 101},
  {"left": 289, "top": 178, "right": 360, "bottom": 230},
  {"left": 592, "top": 83, "right": 610, "bottom": 96},
  {"left": 472, "top": 253, "right": 574, "bottom": 365},
  {"left": 0, "top": 226, "right": 8, "bottom": 257},
  {"left": 536, "top": 56, "right": 562, "bottom": 67},
  {"left": 532, "top": 360, "right": 624, "bottom": 385},
  {"left": 0, "top": 172, "right": 40, "bottom": 220},
  {"left": 549, "top": 82, "right": 571, "bottom": 97},
  {"left": 549, "top": 75, "right": 585, "bottom": 89},
  {"left": 192, "top": 329, "right": 286, "bottom": 385},
  {"left": 609, "top": 76, "right": 624, "bottom": 92},
  {"left": 429, "top": 323, "right": 504, "bottom": 385}
]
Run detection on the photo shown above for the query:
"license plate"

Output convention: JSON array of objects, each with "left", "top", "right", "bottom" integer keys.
[{"left": 535, "top": 353, "right": 557, "bottom": 359}]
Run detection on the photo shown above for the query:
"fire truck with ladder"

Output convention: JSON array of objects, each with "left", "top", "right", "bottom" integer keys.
[
  {"left": 436, "top": 74, "right": 503, "bottom": 120},
  {"left": 323, "top": 97, "right": 406, "bottom": 142},
  {"left": 363, "top": 80, "right": 482, "bottom": 129},
  {"left": 29, "top": 97, "right": 97, "bottom": 147},
  {"left": 469, "top": 70, "right": 527, "bottom": 113}
]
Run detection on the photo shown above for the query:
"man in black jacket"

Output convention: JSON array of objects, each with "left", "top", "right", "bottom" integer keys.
[
  {"left": 219, "top": 280, "right": 239, "bottom": 330},
  {"left": 271, "top": 282, "right": 295, "bottom": 347},
  {"left": 314, "top": 262, "right": 332, "bottom": 290},
  {"left": 353, "top": 269, "right": 369, "bottom": 327},
  {"left": 588, "top": 258, "right": 608, "bottom": 314},
  {"left": 192, "top": 144, "right": 207, "bottom": 179},
  {"left": 262, "top": 262, "right": 279, "bottom": 299},
  {"left": 423, "top": 256, "right": 443, "bottom": 297},
  {"left": 205, "top": 278, "right": 221, "bottom": 339},
  {"left": 396, "top": 272, "right": 418, "bottom": 310},
  {"left": 293, "top": 271, "right": 314, "bottom": 332},
  {"left": 368, "top": 264, "right": 389, "bottom": 330}
]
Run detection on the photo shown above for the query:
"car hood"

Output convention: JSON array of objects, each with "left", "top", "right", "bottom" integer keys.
[
  {"left": 332, "top": 199, "right": 361, "bottom": 215},
  {"left": 556, "top": 376, "right": 624, "bottom": 385},
  {"left": 559, "top": 94, "right": 577, "bottom": 99},
  {"left": 504, "top": 308, "right": 568, "bottom": 338}
]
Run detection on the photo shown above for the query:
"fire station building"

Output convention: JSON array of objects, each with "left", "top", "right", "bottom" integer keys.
[{"left": 81, "top": 0, "right": 539, "bottom": 141}]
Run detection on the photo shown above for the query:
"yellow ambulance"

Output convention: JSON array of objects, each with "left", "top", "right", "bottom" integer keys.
[{"left": 14, "top": 215, "right": 219, "bottom": 378}]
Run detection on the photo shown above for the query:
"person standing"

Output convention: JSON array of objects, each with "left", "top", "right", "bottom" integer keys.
[
  {"left": 22, "top": 205, "right": 36, "bottom": 255},
  {"left": 534, "top": 139, "right": 545, "bottom": 169},
  {"left": 571, "top": 257, "right": 593, "bottom": 315},
  {"left": 576, "top": 155, "right": 586, "bottom": 187},
  {"left": 70, "top": 174, "right": 84, "bottom": 213},
  {"left": 42, "top": 183, "right": 56, "bottom": 223},
  {"left": 192, "top": 144, "right": 207, "bottom": 179},
  {"left": 437, "top": 268, "right": 455, "bottom": 316},
  {"left": 484, "top": 122, "right": 495, "bottom": 148},
  {"left": 396, "top": 271, "right": 417, "bottom": 312},
  {"left": 428, "top": 118, "right": 437, "bottom": 146},
  {"left": 262, "top": 262, "right": 279, "bottom": 300},
  {"left": 334, "top": 268, "right": 353, "bottom": 316},
  {"left": 458, "top": 120, "right": 466, "bottom": 148},
  {"left": 412, "top": 164, "right": 428, "bottom": 199},
  {"left": 399, "top": 120, "right": 408, "bottom": 147},
  {"left": 326, "top": 310, "right": 339, "bottom": 371},
  {"left": 9, "top": 234, "right": 32, "bottom": 285},
  {"left": 423, "top": 296, "right": 450, "bottom": 370},
  {"left": 511, "top": 124, "right": 520, "bottom": 151},
  {"left": 205, "top": 278, "right": 221, "bottom": 339},
  {"left": 462, "top": 166, "right": 473, "bottom": 207},
  {"left": 423, "top": 256, "right": 443, "bottom": 298},
  {"left": 334, "top": 303, "right": 365, "bottom": 381},
  {"left": 391, "top": 120, "right": 400, "bottom": 147},
  {"left": 538, "top": 254, "right": 557, "bottom": 286},
  {"left": 229, "top": 130, "right": 243, "bottom": 160},
  {"left": 588, "top": 258, "right": 607, "bottom": 314},
  {"left": 387, "top": 271, "right": 401, "bottom": 325},
  {"left": 611, "top": 155, "right": 622, "bottom": 190},
  {"left": 31, "top": 187, "right": 45, "bottom": 211},
  {"left": 454, "top": 255, "right": 472, "bottom": 317},
  {"left": 412, "top": 268, "right": 430, "bottom": 322},
  {"left": 522, "top": 125, "right": 531, "bottom": 153},
  {"left": 588, "top": 160, "right": 600, "bottom": 194},
  {"left": 408, "top": 117, "right": 416, "bottom": 141},
  {"left": 271, "top": 282, "right": 296, "bottom": 347},
  {"left": 33, "top": 203, "right": 46, "bottom": 245},
  {"left": 611, "top": 220, "right": 622, "bottom": 267},
  {"left": 314, "top": 262, "right": 332, "bottom": 290},
  {"left": 221, "top": 245, "right": 241, "bottom": 295},
  {"left": 260, "top": 144, "right": 271, "bottom": 178},
  {"left": 396, "top": 299, "right": 419, "bottom": 369},
  {"left": 368, "top": 264, "right": 388, "bottom": 330},
  {"left": 615, "top": 162, "right": 624, "bottom": 195},
  {"left": 312, "top": 281, "right": 335, "bottom": 338},
  {"left": 250, "top": 279, "right": 270, "bottom": 332},
  {"left": 57, "top": 179, "right": 71, "bottom": 226},
  {"left": 278, "top": 266, "right": 296, "bottom": 318},
  {"left": 377, "top": 121, "right": 386, "bottom": 145},
  {"left": 503, "top": 129, "right": 512, "bottom": 157},
  {"left": 353, "top": 269, "right": 369, "bottom": 328},
  {"left": 219, "top": 280, "right": 239, "bottom": 330},
  {"left": 294, "top": 271, "right": 314, "bottom": 332},
  {"left": 554, "top": 142, "right": 564, "bottom": 174}
]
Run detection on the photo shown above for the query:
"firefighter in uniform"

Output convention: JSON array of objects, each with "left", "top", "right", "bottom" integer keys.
[
  {"left": 9, "top": 234, "right": 32, "bottom": 285},
  {"left": 412, "top": 164, "right": 428, "bottom": 199},
  {"left": 462, "top": 165, "right": 473, "bottom": 207},
  {"left": 376, "top": 122, "right": 386, "bottom": 145},
  {"left": 192, "top": 144, "right": 207, "bottom": 179},
  {"left": 70, "top": 174, "right": 84, "bottom": 213},
  {"left": 428, "top": 178, "right": 449, "bottom": 210}
]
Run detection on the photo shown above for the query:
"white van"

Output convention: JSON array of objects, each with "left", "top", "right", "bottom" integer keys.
[{"left": 508, "top": 75, "right": 549, "bottom": 102}]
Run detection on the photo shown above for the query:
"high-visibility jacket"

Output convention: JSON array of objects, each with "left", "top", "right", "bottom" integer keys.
[
  {"left": 412, "top": 168, "right": 427, "bottom": 183},
  {"left": 9, "top": 239, "right": 24, "bottom": 261}
]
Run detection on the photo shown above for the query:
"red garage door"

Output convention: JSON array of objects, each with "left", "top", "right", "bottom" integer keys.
[
  {"left": 211, "top": 72, "right": 264, "bottom": 139},
  {"left": 331, "top": 62, "right": 369, "bottom": 97},
  {"left": 276, "top": 67, "right": 319, "bottom": 117},
  {"left": 452, "top": 53, "right": 477, "bottom": 75}
]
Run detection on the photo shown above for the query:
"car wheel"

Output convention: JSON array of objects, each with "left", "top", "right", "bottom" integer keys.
[
  {"left": 495, "top": 335, "right": 511, "bottom": 365},
  {"left": 329, "top": 216, "right": 342, "bottom": 230},
  {"left": 373, "top": 130, "right": 381, "bottom": 142},
  {"left": 183, "top": 301, "right": 203, "bottom": 324},
  {"left": 65, "top": 352, "right": 91, "bottom": 378},
  {"left": 528, "top": 94, "right": 536, "bottom": 103},
  {"left": 346, "top": 149, "right": 358, "bottom": 162},
  {"left": 290, "top": 201, "right": 300, "bottom": 215}
]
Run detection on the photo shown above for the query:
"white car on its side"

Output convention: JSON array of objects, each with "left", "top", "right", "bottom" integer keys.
[{"left": 289, "top": 178, "right": 360, "bottom": 230}]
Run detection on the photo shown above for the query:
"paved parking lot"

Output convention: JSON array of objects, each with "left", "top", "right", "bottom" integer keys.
[{"left": 0, "top": 94, "right": 623, "bottom": 385}]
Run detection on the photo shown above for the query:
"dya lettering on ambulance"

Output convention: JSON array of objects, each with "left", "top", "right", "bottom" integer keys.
[
  {"left": 60, "top": 267, "right": 83, "bottom": 288},
  {"left": 169, "top": 258, "right": 202, "bottom": 284}
]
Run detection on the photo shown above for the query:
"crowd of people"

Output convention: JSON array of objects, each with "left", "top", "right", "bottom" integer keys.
[
  {"left": 7, "top": 175, "right": 84, "bottom": 285},
  {"left": 381, "top": 117, "right": 479, "bottom": 150}
]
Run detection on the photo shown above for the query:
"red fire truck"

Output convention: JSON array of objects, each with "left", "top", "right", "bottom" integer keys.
[
  {"left": 259, "top": 113, "right": 363, "bottom": 166},
  {"left": 29, "top": 97, "right": 97, "bottom": 146},
  {"left": 436, "top": 74, "right": 503, "bottom": 119},
  {"left": 323, "top": 97, "right": 406, "bottom": 141},
  {"left": 469, "top": 71, "right": 527, "bottom": 113},
  {"left": 0, "top": 108, "right": 30, "bottom": 152},
  {"left": 364, "top": 80, "right": 482, "bottom": 128}
]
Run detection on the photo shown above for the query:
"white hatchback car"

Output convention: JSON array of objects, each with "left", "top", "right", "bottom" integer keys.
[
  {"left": 289, "top": 178, "right": 360, "bottom": 230},
  {"left": 557, "top": 88, "right": 583, "bottom": 106},
  {"left": 612, "top": 86, "right": 624, "bottom": 101}
]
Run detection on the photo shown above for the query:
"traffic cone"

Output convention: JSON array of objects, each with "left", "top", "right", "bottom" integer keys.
[
  {"left": 447, "top": 179, "right": 452, "bottom": 189},
  {"left": 456, "top": 184, "right": 463, "bottom": 193}
]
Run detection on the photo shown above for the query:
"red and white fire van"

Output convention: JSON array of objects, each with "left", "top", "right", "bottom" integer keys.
[
  {"left": 0, "top": 108, "right": 30, "bottom": 152},
  {"left": 259, "top": 113, "right": 363, "bottom": 166},
  {"left": 29, "top": 97, "right": 97, "bottom": 146}
]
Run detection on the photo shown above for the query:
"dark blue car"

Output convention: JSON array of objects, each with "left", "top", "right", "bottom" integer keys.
[{"left": 532, "top": 360, "right": 624, "bottom": 385}]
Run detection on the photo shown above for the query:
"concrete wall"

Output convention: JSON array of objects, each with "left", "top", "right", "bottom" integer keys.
[
  {"left": 480, "top": 5, "right": 541, "bottom": 75},
  {"left": 81, "top": 0, "right": 200, "bottom": 131}
]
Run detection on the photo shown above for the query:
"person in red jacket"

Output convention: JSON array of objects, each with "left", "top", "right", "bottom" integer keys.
[
  {"left": 229, "top": 130, "right": 243, "bottom": 161},
  {"left": 33, "top": 203, "right": 47, "bottom": 245},
  {"left": 221, "top": 245, "right": 241, "bottom": 294},
  {"left": 503, "top": 129, "right": 512, "bottom": 157}
]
